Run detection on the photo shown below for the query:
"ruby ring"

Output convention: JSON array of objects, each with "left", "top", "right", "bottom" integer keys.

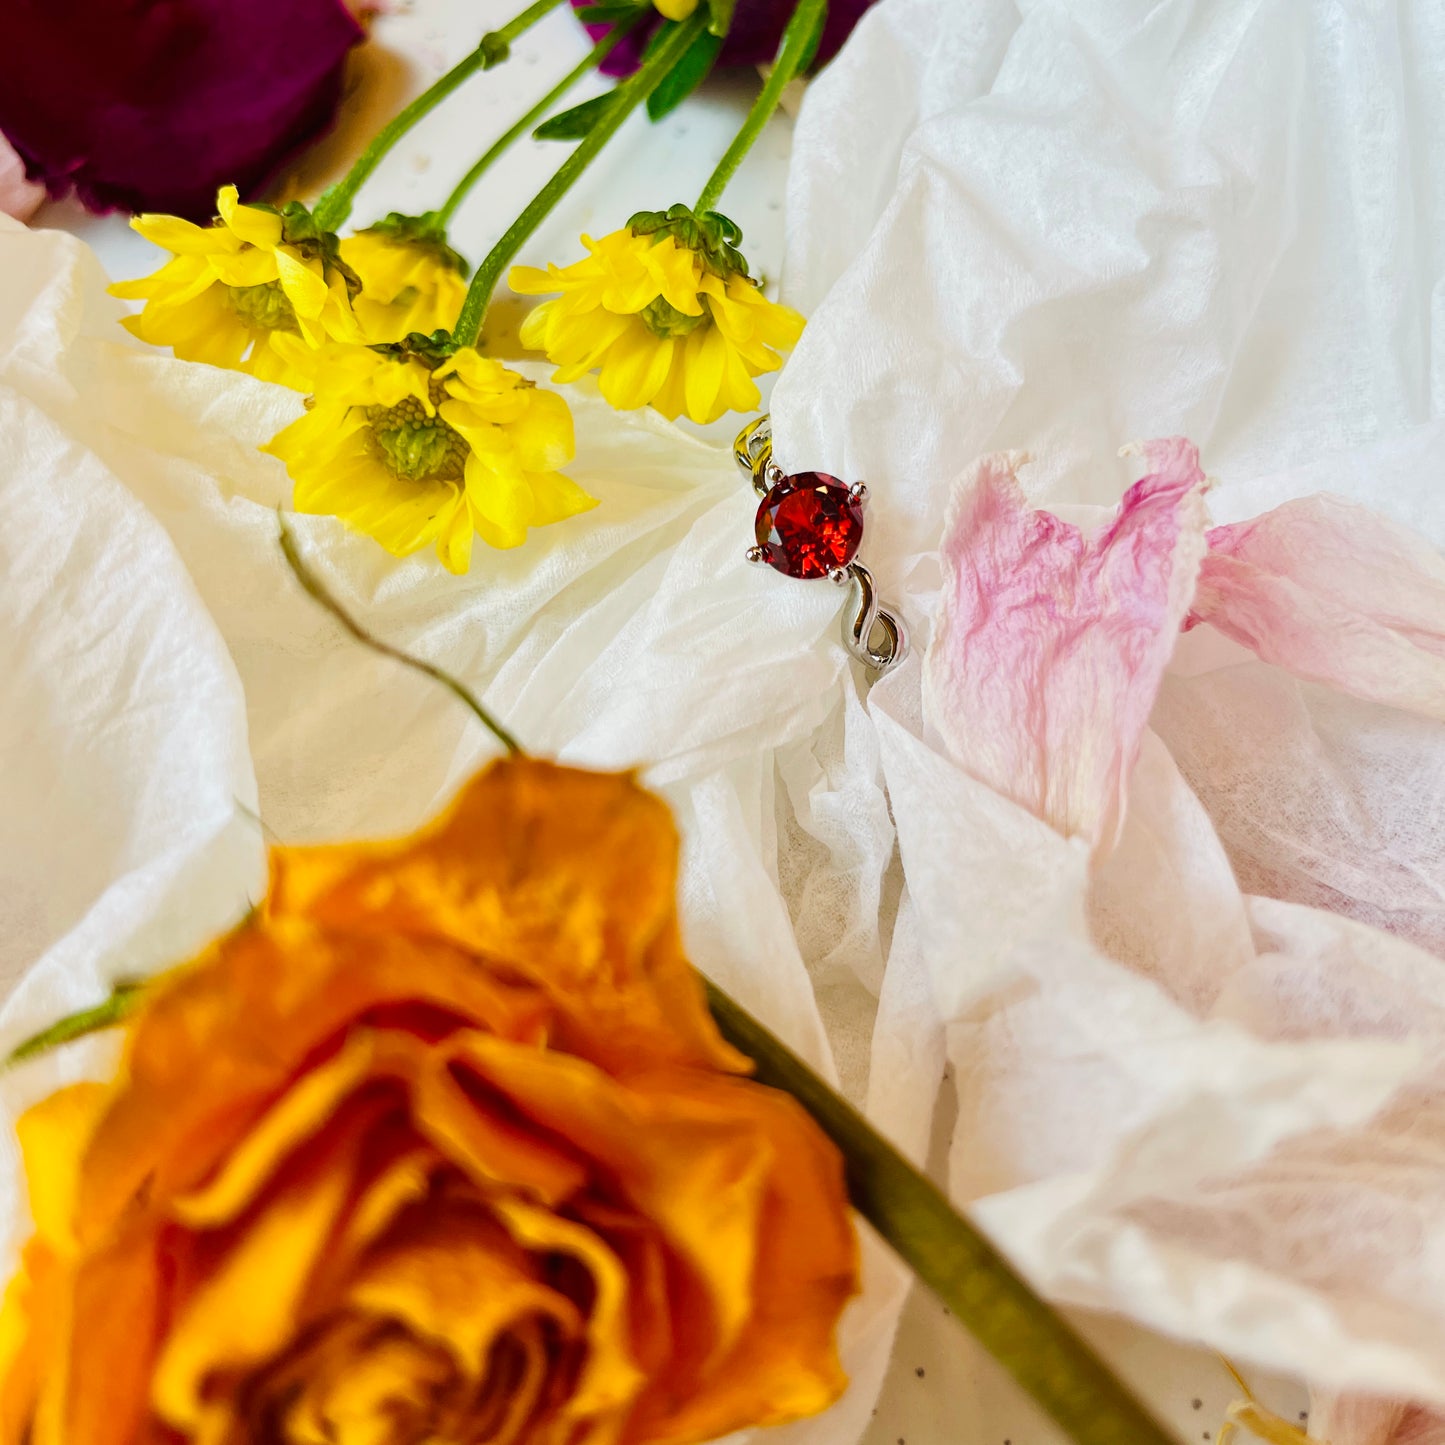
[{"left": 734, "top": 415, "right": 908, "bottom": 675}]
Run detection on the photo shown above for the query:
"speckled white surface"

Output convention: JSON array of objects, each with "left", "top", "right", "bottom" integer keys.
[{"left": 33, "top": 2, "right": 1314, "bottom": 1440}]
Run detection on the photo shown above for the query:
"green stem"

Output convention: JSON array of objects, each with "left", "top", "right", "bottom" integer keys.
[
  {"left": 277, "top": 517, "right": 525, "bottom": 756},
  {"left": 695, "top": 0, "right": 825, "bottom": 214},
  {"left": 4, "top": 982, "right": 146, "bottom": 1068},
  {"left": 436, "top": 15, "right": 644, "bottom": 228},
  {"left": 705, "top": 981, "right": 1181, "bottom": 1445},
  {"left": 313, "top": 0, "right": 566, "bottom": 232},
  {"left": 453, "top": 9, "right": 710, "bottom": 348}
]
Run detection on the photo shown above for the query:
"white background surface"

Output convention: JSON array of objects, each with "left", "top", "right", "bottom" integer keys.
[{"left": 27, "top": 1, "right": 1318, "bottom": 1440}]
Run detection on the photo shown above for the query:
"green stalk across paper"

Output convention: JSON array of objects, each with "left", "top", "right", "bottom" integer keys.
[
  {"left": 452, "top": 9, "right": 711, "bottom": 346},
  {"left": 313, "top": 0, "right": 566, "bottom": 232}
]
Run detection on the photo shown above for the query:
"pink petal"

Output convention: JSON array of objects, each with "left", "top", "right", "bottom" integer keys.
[
  {"left": 0, "top": 133, "right": 43, "bottom": 223},
  {"left": 924, "top": 438, "right": 1208, "bottom": 848},
  {"left": 1310, "top": 1393, "right": 1445, "bottom": 1445},
  {"left": 1188, "top": 496, "right": 1445, "bottom": 720}
]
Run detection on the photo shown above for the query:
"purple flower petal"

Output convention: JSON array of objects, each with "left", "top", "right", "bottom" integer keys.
[
  {"left": 0, "top": 0, "right": 364, "bottom": 220},
  {"left": 575, "top": 0, "right": 879, "bottom": 78}
]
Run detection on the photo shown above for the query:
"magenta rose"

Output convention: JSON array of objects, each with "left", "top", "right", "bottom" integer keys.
[
  {"left": 0, "top": 0, "right": 364, "bottom": 221},
  {"left": 576, "top": 0, "right": 878, "bottom": 77}
]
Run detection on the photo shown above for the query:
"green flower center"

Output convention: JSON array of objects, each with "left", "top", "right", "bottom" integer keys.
[
  {"left": 365, "top": 394, "right": 468, "bottom": 483},
  {"left": 641, "top": 296, "right": 710, "bottom": 339},
  {"left": 227, "top": 281, "right": 300, "bottom": 334}
]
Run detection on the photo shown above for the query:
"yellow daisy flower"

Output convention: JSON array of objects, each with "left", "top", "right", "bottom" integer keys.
[
  {"left": 110, "top": 185, "right": 361, "bottom": 391},
  {"left": 340, "top": 215, "right": 470, "bottom": 343},
  {"left": 509, "top": 205, "right": 805, "bottom": 426},
  {"left": 265, "top": 337, "right": 593, "bottom": 574}
]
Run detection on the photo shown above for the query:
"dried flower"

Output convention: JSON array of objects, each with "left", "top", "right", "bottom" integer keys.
[{"left": 0, "top": 759, "right": 857, "bottom": 1445}]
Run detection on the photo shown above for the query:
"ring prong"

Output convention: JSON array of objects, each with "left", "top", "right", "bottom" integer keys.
[
  {"left": 848, "top": 481, "right": 869, "bottom": 503},
  {"left": 765, "top": 463, "right": 786, "bottom": 486},
  {"left": 828, "top": 566, "right": 851, "bottom": 587},
  {"left": 746, "top": 545, "right": 769, "bottom": 567}
]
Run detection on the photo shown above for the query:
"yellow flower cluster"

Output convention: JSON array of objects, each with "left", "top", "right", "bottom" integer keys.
[
  {"left": 113, "top": 188, "right": 584, "bottom": 572},
  {"left": 510, "top": 208, "right": 804, "bottom": 425},
  {"left": 111, "top": 192, "right": 806, "bottom": 568}
]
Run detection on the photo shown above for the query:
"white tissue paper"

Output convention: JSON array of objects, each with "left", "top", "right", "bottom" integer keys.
[
  {"left": 772, "top": 0, "right": 1445, "bottom": 1414},
  {"left": 4, "top": 0, "right": 1445, "bottom": 1436},
  {"left": 0, "top": 214, "right": 908, "bottom": 1445}
]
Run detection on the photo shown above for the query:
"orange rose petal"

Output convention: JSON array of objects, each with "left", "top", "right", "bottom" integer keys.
[
  {"left": 490, "top": 1195, "right": 647, "bottom": 1421},
  {"left": 150, "top": 1112, "right": 366, "bottom": 1435},
  {"left": 328, "top": 1143, "right": 437, "bottom": 1266},
  {"left": 15, "top": 1084, "right": 108, "bottom": 1250},
  {"left": 637, "top": 1086, "right": 857, "bottom": 1444},
  {"left": 266, "top": 759, "right": 747, "bottom": 1077},
  {"left": 0, "top": 1241, "right": 57, "bottom": 1445},
  {"left": 453, "top": 1036, "right": 857, "bottom": 1439},
  {"left": 344, "top": 1205, "right": 581, "bottom": 1375},
  {"left": 475, "top": 1316, "right": 552, "bottom": 1445},
  {"left": 453, "top": 1037, "right": 771, "bottom": 1368},
  {"left": 77, "top": 919, "right": 548, "bottom": 1239},
  {"left": 414, "top": 1041, "right": 588, "bottom": 1205},
  {"left": 572, "top": 1201, "right": 675, "bottom": 1381},
  {"left": 51, "top": 1219, "right": 164, "bottom": 1445},
  {"left": 283, "top": 1325, "right": 454, "bottom": 1445},
  {"left": 169, "top": 1032, "right": 381, "bottom": 1228}
]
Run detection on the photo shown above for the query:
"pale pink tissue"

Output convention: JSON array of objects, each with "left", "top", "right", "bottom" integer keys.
[
  {"left": 0, "top": 134, "right": 43, "bottom": 223},
  {"left": 1188, "top": 495, "right": 1445, "bottom": 722},
  {"left": 923, "top": 437, "right": 1209, "bottom": 849}
]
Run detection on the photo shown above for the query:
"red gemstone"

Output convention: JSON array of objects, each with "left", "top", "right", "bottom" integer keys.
[{"left": 754, "top": 473, "right": 864, "bottom": 579}]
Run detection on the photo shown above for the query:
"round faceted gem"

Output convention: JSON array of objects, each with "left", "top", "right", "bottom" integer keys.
[{"left": 754, "top": 473, "right": 864, "bottom": 579}]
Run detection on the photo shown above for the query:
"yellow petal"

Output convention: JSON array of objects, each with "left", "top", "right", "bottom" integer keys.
[
  {"left": 510, "top": 388, "right": 576, "bottom": 472},
  {"left": 256, "top": 331, "right": 323, "bottom": 392},
  {"left": 682, "top": 321, "right": 728, "bottom": 423},
  {"left": 129, "top": 213, "right": 231, "bottom": 255},
  {"left": 508, "top": 264, "right": 561, "bottom": 296},
  {"left": 434, "top": 497, "right": 476, "bottom": 573},
  {"left": 597, "top": 327, "right": 673, "bottom": 410},
  {"left": 645, "top": 239, "right": 705, "bottom": 317},
  {"left": 215, "top": 185, "right": 283, "bottom": 248},
  {"left": 207, "top": 246, "right": 278, "bottom": 289},
  {"left": 117, "top": 253, "right": 221, "bottom": 312},
  {"left": 294, "top": 453, "right": 459, "bottom": 559},
  {"left": 463, "top": 453, "right": 531, "bottom": 548},
  {"left": 715, "top": 337, "right": 763, "bottom": 418},
  {"left": 274, "top": 248, "right": 330, "bottom": 320},
  {"left": 524, "top": 469, "right": 599, "bottom": 527}
]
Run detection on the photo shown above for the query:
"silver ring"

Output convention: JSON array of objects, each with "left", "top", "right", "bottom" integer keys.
[{"left": 734, "top": 415, "right": 908, "bottom": 676}]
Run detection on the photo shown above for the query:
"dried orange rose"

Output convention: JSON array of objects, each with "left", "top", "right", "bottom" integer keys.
[{"left": 0, "top": 759, "right": 857, "bottom": 1445}]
